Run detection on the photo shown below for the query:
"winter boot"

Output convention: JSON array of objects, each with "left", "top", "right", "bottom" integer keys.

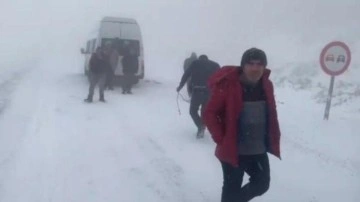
[
  {"left": 84, "top": 97, "right": 93, "bottom": 103},
  {"left": 99, "top": 95, "right": 106, "bottom": 102},
  {"left": 196, "top": 126, "right": 205, "bottom": 139}
]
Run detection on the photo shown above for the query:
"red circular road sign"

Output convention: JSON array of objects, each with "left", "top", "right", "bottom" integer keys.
[{"left": 320, "top": 41, "right": 351, "bottom": 76}]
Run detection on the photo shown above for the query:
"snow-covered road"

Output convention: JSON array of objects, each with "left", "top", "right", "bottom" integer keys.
[{"left": 0, "top": 58, "right": 359, "bottom": 202}]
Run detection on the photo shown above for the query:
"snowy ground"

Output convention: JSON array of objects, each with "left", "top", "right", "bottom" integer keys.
[{"left": 0, "top": 57, "right": 359, "bottom": 202}]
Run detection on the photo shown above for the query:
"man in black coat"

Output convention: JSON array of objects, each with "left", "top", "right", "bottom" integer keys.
[
  {"left": 183, "top": 52, "right": 197, "bottom": 97},
  {"left": 121, "top": 46, "right": 139, "bottom": 94},
  {"left": 84, "top": 47, "right": 110, "bottom": 102},
  {"left": 177, "top": 54, "right": 220, "bottom": 138}
]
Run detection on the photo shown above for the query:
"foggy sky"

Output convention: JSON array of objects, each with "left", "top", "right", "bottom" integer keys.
[{"left": 1, "top": 0, "right": 359, "bottom": 80}]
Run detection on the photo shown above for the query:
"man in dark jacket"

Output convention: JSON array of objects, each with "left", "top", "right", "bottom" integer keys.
[
  {"left": 121, "top": 46, "right": 138, "bottom": 94},
  {"left": 84, "top": 47, "right": 109, "bottom": 103},
  {"left": 177, "top": 54, "right": 220, "bottom": 138},
  {"left": 103, "top": 41, "right": 119, "bottom": 90},
  {"left": 183, "top": 52, "right": 197, "bottom": 97},
  {"left": 203, "top": 48, "right": 281, "bottom": 202}
]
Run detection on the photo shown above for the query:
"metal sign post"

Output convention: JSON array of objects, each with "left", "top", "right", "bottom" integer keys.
[
  {"left": 320, "top": 41, "right": 351, "bottom": 120},
  {"left": 323, "top": 76, "right": 335, "bottom": 120}
]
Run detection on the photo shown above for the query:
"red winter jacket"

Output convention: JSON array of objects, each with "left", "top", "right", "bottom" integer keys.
[{"left": 203, "top": 66, "right": 281, "bottom": 167}]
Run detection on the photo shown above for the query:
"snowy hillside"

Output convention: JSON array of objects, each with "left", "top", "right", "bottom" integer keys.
[
  {"left": 269, "top": 40, "right": 360, "bottom": 111},
  {"left": 271, "top": 61, "right": 360, "bottom": 107}
]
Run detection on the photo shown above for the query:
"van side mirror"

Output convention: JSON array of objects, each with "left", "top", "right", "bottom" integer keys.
[{"left": 80, "top": 48, "right": 86, "bottom": 54}]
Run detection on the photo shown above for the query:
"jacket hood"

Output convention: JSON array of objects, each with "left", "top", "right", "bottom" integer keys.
[{"left": 208, "top": 66, "right": 271, "bottom": 88}]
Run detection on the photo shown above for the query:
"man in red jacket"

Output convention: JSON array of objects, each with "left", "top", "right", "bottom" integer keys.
[{"left": 203, "top": 48, "right": 281, "bottom": 202}]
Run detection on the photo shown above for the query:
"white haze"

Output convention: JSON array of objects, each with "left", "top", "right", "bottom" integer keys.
[
  {"left": 0, "top": 1, "right": 360, "bottom": 201},
  {"left": 1, "top": 0, "right": 359, "bottom": 81}
]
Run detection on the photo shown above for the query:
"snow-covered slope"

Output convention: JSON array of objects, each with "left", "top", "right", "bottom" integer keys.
[
  {"left": 270, "top": 38, "right": 360, "bottom": 110},
  {"left": 271, "top": 61, "right": 360, "bottom": 106}
]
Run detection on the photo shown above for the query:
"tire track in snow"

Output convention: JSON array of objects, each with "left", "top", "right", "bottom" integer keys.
[
  {"left": 119, "top": 118, "right": 188, "bottom": 201},
  {"left": 138, "top": 138, "right": 186, "bottom": 200},
  {"left": 1, "top": 69, "right": 185, "bottom": 202},
  {"left": 278, "top": 102, "right": 359, "bottom": 178},
  {"left": 0, "top": 68, "right": 32, "bottom": 115},
  {"left": 0, "top": 65, "right": 40, "bottom": 198},
  {"left": 0, "top": 62, "right": 108, "bottom": 202},
  {"left": 283, "top": 135, "right": 359, "bottom": 177},
  {"left": 115, "top": 92, "right": 211, "bottom": 202},
  {"left": 0, "top": 69, "right": 207, "bottom": 201},
  {"left": 0, "top": 66, "right": 61, "bottom": 201}
]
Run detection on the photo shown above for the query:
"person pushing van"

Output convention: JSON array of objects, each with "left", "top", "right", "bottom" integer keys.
[{"left": 103, "top": 41, "right": 119, "bottom": 90}]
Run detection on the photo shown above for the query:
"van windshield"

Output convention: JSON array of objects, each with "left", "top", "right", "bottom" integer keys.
[{"left": 102, "top": 38, "right": 140, "bottom": 56}]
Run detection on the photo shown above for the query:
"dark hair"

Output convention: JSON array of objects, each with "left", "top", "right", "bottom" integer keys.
[
  {"left": 240, "top": 48, "right": 267, "bottom": 67},
  {"left": 199, "top": 54, "right": 208, "bottom": 60}
]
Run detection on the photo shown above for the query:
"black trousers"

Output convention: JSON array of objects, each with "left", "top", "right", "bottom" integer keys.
[
  {"left": 105, "top": 69, "right": 114, "bottom": 89},
  {"left": 87, "top": 73, "right": 106, "bottom": 99},
  {"left": 220, "top": 153, "right": 270, "bottom": 202},
  {"left": 189, "top": 89, "right": 209, "bottom": 129},
  {"left": 122, "top": 73, "right": 135, "bottom": 93}
]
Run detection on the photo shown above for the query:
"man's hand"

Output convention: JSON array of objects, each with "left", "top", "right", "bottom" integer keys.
[{"left": 176, "top": 86, "right": 181, "bottom": 92}]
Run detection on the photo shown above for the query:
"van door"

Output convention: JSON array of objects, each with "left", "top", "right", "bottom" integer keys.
[{"left": 114, "top": 39, "right": 140, "bottom": 76}]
